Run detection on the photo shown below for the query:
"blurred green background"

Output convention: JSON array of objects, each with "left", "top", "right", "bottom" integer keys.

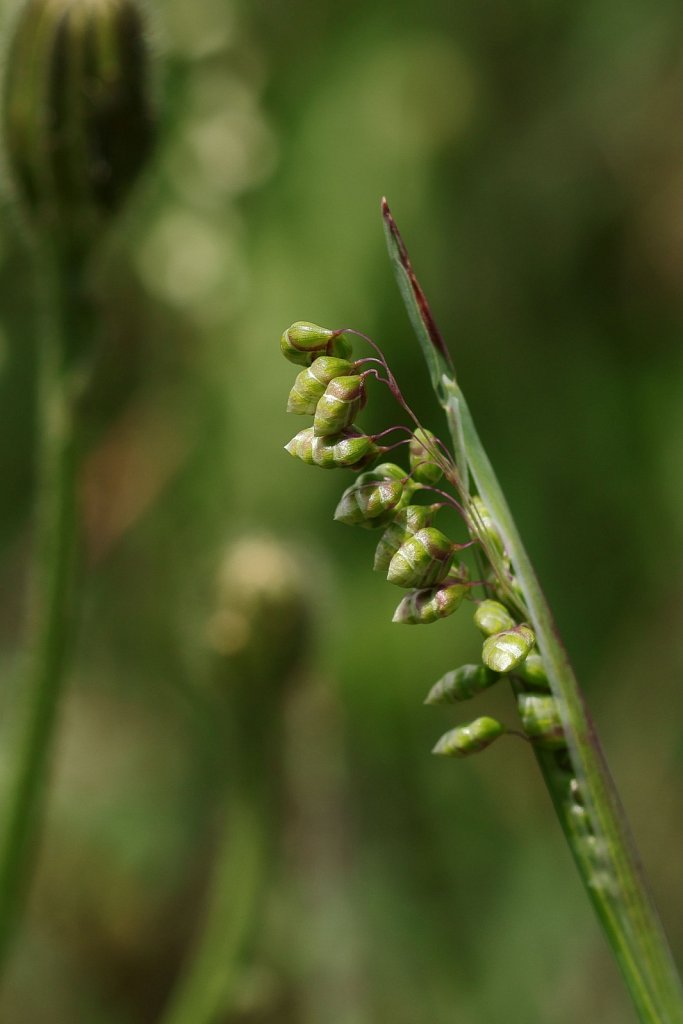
[{"left": 0, "top": 0, "right": 682, "bottom": 1020}]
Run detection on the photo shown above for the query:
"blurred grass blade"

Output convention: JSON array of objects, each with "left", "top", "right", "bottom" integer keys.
[{"left": 383, "top": 200, "right": 683, "bottom": 1024}]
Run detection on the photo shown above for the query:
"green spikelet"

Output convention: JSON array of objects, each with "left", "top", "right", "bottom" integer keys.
[
  {"left": 473, "top": 599, "right": 515, "bottom": 636},
  {"left": 373, "top": 504, "right": 437, "bottom": 571},
  {"left": 281, "top": 322, "right": 352, "bottom": 367},
  {"left": 334, "top": 464, "right": 410, "bottom": 528},
  {"left": 409, "top": 427, "right": 443, "bottom": 485},
  {"left": 482, "top": 624, "right": 535, "bottom": 673},
  {"left": 3, "top": 0, "right": 155, "bottom": 252},
  {"left": 432, "top": 717, "right": 506, "bottom": 758},
  {"left": 284, "top": 427, "right": 377, "bottom": 469},
  {"left": 470, "top": 495, "right": 505, "bottom": 557},
  {"left": 513, "top": 651, "right": 550, "bottom": 690},
  {"left": 287, "top": 357, "right": 356, "bottom": 415},
  {"left": 313, "top": 374, "right": 366, "bottom": 436},
  {"left": 386, "top": 527, "right": 454, "bottom": 588},
  {"left": 517, "top": 693, "right": 566, "bottom": 749},
  {"left": 392, "top": 583, "right": 467, "bottom": 624},
  {"left": 425, "top": 664, "right": 498, "bottom": 703}
]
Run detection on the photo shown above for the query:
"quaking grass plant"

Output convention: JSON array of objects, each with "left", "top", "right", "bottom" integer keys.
[{"left": 279, "top": 200, "right": 683, "bottom": 1024}]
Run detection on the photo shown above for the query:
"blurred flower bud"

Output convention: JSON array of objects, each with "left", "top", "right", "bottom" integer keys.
[
  {"left": 432, "top": 716, "right": 505, "bottom": 758},
  {"left": 287, "top": 357, "right": 356, "bottom": 415},
  {"left": 391, "top": 582, "right": 467, "bottom": 624},
  {"left": 425, "top": 664, "right": 498, "bottom": 704},
  {"left": 3, "top": 0, "right": 155, "bottom": 251},
  {"left": 313, "top": 374, "right": 366, "bottom": 436},
  {"left": 387, "top": 526, "right": 453, "bottom": 588},
  {"left": 206, "top": 536, "right": 313, "bottom": 687},
  {"left": 482, "top": 624, "right": 535, "bottom": 673},
  {"left": 513, "top": 651, "right": 550, "bottom": 690},
  {"left": 473, "top": 599, "right": 515, "bottom": 636},
  {"left": 470, "top": 496, "right": 505, "bottom": 557},
  {"left": 409, "top": 427, "right": 443, "bottom": 485},
  {"left": 373, "top": 503, "right": 437, "bottom": 571},
  {"left": 334, "top": 463, "right": 409, "bottom": 529},
  {"left": 280, "top": 322, "right": 352, "bottom": 367},
  {"left": 517, "top": 693, "right": 565, "bottom": 750},
  {"left": 284, "top": 426, "right": 377, "bottom": 469}
]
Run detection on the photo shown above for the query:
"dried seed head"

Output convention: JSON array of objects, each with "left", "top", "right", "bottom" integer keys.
[
  {"left": 425, "top": 664, "right": 498, "bottom": 704},
  {"left": 432, "top": 716, "right": 506, "bottom": 758},
  {"left": 313, "top": 374, "right": 366, "bottom": 436},
  {"left": 513, "top": 651, "right": 550, "bottom": 690},
  {"left": 517, "top": 693, "right": 565, "bottom": 749},
  {"left": 473, "top": 599, "right": 516, "bottom": 636},
  {"left": 280, "top": 322, "right": 352, "bottom": 367},
  {"left": 334, "top": 464, "right": 409, "bottom": 528},
  {"left": 392, "top": 582, "right": 467, "bottom": 624},
  {"left": 386, "top": 526, "right": 454, "bottom": 588},
  {"left": 287, "top": 357, "right": 356, "bottom": 415},
  {"left": 409, "top": 427, "right": 443, "bottom": 485},
  {"left": 482, "top": 624, "right": 535, "bottom": 673},
  {"left": 3, "top": 0, "right": 155, "bottom": 251},
  {"left": 284, "top": 426, "right": 377, "bottom": 469}
]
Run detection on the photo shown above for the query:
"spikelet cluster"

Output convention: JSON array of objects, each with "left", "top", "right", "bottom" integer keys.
[{"left": 279, "top": 321, "right": 570, "bottom": 763}]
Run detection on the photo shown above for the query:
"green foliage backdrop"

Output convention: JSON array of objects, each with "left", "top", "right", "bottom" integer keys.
[{"left": 0, "top": 0, "right": 681, "bottom": 1020}]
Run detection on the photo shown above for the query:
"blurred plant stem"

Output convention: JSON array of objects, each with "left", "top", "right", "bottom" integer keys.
[
  {"left": 0, "top": 245, "right": 90, "bottom": 969},
  {"left": 161, "top": 693, "right": 279, "bottom": 1024}
]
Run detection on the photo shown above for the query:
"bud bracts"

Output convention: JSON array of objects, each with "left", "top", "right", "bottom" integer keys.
[
  {"left": 482, "top": 624, "right": 535, "bottom": 673},
  {"left": 425, "top": 664, "right": 498, "bottom": 704},
  {"left": 281, "top": 322, "right": 352, "bottom": 366},
  {"left": 313, "top": 374, "right": 366, "bottom": 436},
  {"left": 334, "top": 464, "right": 410, "bottom": 528},
  {"left": 373, "top": 504, "right": 437, "bottom": 571},
  {"left": 392, "top": 583, "right": 467, "bottom": 624},
  {"left": 513, "top": 651, "right": 550, "bottom": 690},
  {"left": 470, "top": 496, "right": 505, "bottom": 557},
  {"left": 287, "top": 357, "right": 357, "bottom": 415},
  {"left": 432, "top": 717, "right": 505, "bottom": 758},
  {"left": 474, "top": 599, "right": 515, "bottom": 636},
  {"left": 387, "top": 527, "right": 454, "bottom": 588},
  {"left": 284, "top": 427, "right": 377, "bottom": 469},
  {"left": 409, "top": 427, "right": 443, "bottom": 485},
  {"left": 517, "top": 693, "right": 565, "bottom": 749}
]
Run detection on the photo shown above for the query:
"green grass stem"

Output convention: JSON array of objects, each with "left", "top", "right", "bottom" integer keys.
[{"left": 0, "top": 248, "right": 87, "bottom": 970}]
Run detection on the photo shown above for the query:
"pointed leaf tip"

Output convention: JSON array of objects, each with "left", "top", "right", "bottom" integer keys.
[{"left": 381, "top": 202, "right": 454, "bottom": 378}]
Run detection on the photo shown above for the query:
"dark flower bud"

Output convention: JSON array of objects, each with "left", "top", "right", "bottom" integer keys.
[
  {"left": 313, "top": 374, "right": 366, "bottom": 436},
  {"left": 284, "top": 426, "right": 377, "bottom": 469},
  {"left": 473, "top": 599, "right": 515, "bottom": 636},
  {"left": 373, "top": 503, "right": 437, "bottom": 572},
  {"left": 409, "top": 427, "right": 443, "bottom": 485},
  {"left": 334, "top": 463, "right": 410, "bottom": 528},
  {"left": 432, "top": 716, "right": 506, "bottom": 758},
  {"left": 387, "top": 526, "right": 454, "bottom": 588},
  {"left": 392, "top": 582, "right": 467, "bottom": 624},
  {"left": 482, "top": 624, "right": 535, "bottom": 673},
  {"left": 3, "top": 0, "right": 155, "bottom": 252},
  {"left": 280, "top": 322, "right": 352, "bottom": 367},
  {"left": 287, "top": 357, "right": 356, "bottom": 415},
  {"left": 425, "top": 664, "right": 498, "bottom": 703},
  {"left": 517, "top": 693, "right": 565, "bottom": 750}
]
